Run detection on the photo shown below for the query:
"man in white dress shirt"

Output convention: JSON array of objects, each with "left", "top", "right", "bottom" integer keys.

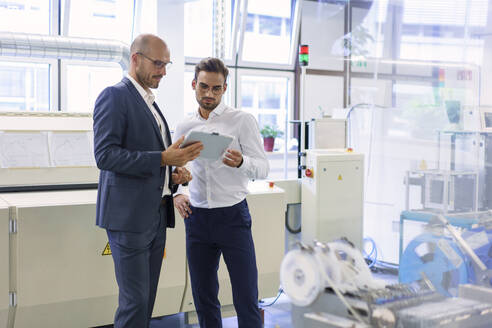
[{"left": 173, "top": 57, "right": 269, "bottom": 328}]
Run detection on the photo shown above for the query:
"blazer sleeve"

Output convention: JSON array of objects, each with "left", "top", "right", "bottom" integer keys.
[{"left": 93, "top": 87, "right": 162, "bottom": 178}]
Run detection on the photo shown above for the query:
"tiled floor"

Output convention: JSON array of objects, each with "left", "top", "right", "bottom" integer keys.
[{"left": 149, "top": 293, "right": 294, "bottom": 328}]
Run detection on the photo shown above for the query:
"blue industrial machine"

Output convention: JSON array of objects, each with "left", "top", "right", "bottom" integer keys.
[{"left": 399, "top": 212, "right": 492, "bottom": 296}]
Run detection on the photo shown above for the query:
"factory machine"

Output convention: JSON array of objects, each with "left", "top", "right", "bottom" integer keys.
[
  {"left": 281, "top": 240, "right": 492, "bottom": 328},
  {"left": 307, "top": 118, "right": 346, "bottom": 149},
  {"left": 301, "top": 149, "right": 364, "bottom": 249},
  {"left": 0, "top": 112, "right": 286, "bottom": 328},
  {"left": 400, "top": 129, "right": 492, "bottom": 298},
  {"left": 399, "top": 211, "right": 492, "bottom": 297}
]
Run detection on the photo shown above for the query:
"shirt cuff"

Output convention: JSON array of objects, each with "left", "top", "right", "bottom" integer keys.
[
  {"left": 237, "top": 155, "right": 250, "bottom": 176},
  {"left": 175, "top": 184, "right": 190, "bottom": 197}
]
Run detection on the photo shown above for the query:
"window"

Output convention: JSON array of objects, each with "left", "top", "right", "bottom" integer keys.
[
  {"left": 184, "top": 0, "right": 214, "bottom": 58},
  {"left": 402, "top": 0, "right": 487, "bottom": 26},
  {"left": 241, "top": 0, "right": 294, "bottom": 64},
  {"left": 238, "top": 71, "right": 295, "bottom": 179},
  {"left": 64, "top": 63, "right": 122, "bottom": 112},
  {"left": 399, "top": 0, "right": 488, "bottom": 63},
  {"left": 0, "top": 61, "right": 50, "bottom": 111},
  {"left": 240, "top": 75, "right": 288, "bottom": 123},
  {"left": 0, "top": 1, "right": 159, "bottom": 112},
  {"left": 0, "top": 0, "right": 51, "bottom": 34},
  {"left": 62, "top": 0, "right": 135, "bottom": 43},
  {"left": 258, "top": 15, "right": 282, "bottom": 36},
  {"left": 246, "top": 13, "right": 255, "bottom": 32},
  {"left": 184, "top": 0, "right": 235, "bottom": 59}
]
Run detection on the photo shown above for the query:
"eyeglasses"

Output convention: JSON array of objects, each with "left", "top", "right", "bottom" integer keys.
[
  {"left": 197, "top": 82, "right": 224, "bottom": 95},
  {"left": 136, "top": 52, "right": 172, "bottom": 70}
]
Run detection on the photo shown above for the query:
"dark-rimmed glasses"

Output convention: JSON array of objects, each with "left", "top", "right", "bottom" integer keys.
[
  {"left": 136, "top": 52, "right": 172, "bottom": 70},
  {"left": 197, "top": 82, "right": 225, "bottom": 95}
]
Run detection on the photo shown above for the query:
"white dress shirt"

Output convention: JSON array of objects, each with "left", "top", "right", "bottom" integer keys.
[
  {"left": 174, "top": 102, "right": 269, "bottom": 208},
  {"left": 127, "top": 75, "right": 171, "bottom": 196}
]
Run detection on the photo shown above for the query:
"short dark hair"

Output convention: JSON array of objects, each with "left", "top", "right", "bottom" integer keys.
[{"left": 194, "top": 57, "right": 229, "bottom": 82}]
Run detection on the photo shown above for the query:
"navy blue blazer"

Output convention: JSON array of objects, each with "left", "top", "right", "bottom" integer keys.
[{"left": 93, "top": 77, "right": 176, "bottom": 232}]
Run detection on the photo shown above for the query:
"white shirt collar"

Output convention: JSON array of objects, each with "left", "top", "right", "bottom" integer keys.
[
  {"left": 211, "top": 101, "right": 227, "bottom": 117},
  {"left": 127, "top": 74, "right": 155, "bottom": 105},
  {"left": 196, "top": 101, "right": 227, "bottom": 120}
]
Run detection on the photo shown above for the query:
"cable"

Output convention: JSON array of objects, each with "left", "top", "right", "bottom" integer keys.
[
  {"left": 363, "top": 236, "right": 399, "bottom": 271},
  {"left": 259, "top": 288, "right": 283, "bottom": 307},
  {"left": 285, "top": 207, "right": 301, "bottom": 234},
  {"left": 363, "top": 237, "right": 378, "bottom": 268}
]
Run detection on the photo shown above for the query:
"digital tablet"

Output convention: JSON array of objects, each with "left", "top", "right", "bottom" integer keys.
[{"left": 180, "top": 130, "right": 234, "bottom": 160}]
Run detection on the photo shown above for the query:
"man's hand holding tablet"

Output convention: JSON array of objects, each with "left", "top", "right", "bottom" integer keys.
[{"left": 179, "top": 131, "right": 234, "bottom": 160}]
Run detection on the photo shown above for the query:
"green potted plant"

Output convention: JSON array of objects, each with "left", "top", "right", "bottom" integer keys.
[{"left": 260, "top": 125, "right": 283, "bottom": 152}]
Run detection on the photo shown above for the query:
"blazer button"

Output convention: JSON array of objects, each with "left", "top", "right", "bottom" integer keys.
[{"left": 159, "top": 186, "right": 163, "bottom": 190}]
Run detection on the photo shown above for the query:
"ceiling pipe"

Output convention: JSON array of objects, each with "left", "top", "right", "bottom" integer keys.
[{"left": 0, "top": 32, "right": 130, "bottom": 71}]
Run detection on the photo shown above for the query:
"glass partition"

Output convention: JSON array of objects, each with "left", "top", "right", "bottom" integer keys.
[{"left": 298, "top": 0, "right": 492, "bottom": 296}]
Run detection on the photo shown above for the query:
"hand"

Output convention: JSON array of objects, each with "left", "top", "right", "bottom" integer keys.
[
  {"left": 223, "top": 149, "right": 243, "bottom": 168},
  {"left": 161, "top": 136, "right": 203, "bottom": 167},
  {"left": 174, "top": 194, "right": 192, "bottom": 219},
  {"left": 172, "top": 167, "right": 192, "bottom": 185}
]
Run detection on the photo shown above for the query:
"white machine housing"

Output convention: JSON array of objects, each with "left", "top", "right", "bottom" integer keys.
[
  {"left": 0, "top": 113, "right": 287, "bottom": 328},
  {"left": 301, "top": 149, "right": 363, "bottom": 249},
  {"left": 308, "top": 118, "right": 346, "bottom": 149},
  {"left": 0, "top": 198, "right": 8, "bottom": 328}
]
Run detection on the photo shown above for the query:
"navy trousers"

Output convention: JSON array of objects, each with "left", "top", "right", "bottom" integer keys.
[
  {"left": 107, "top": 206, "right": 167, "bottom": 328},
  {"left": 184, "top": 199, "right": 262, "bottom": 328}
]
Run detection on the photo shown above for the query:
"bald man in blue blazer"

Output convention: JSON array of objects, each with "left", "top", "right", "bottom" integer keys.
[{"left": 93, "top": 34, "right": 202, "bottom": 328}]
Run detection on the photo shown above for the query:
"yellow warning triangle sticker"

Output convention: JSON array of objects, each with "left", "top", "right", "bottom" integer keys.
[
  {"left": 101, "top": 243, "right": 165, "bottom": 258},
  {"left": 338, "top": 174, "right": 343, "bottom": 181},
  {"left": 102, "top": 242, "right": 112, "bottom": 256}
]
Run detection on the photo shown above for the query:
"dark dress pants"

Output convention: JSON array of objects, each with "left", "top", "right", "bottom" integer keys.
[
  {"left": 184, "top": 199, "right": 262, "bottom": 328},
  {"left": 106, "top": 206, "right": 167, "bottom": 328}
]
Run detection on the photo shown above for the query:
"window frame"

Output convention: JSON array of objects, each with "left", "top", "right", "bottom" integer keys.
[{"left": 0, "top": 55, "right": 58, "bottom": 112}]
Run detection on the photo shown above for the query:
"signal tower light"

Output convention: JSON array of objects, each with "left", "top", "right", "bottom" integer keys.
[{"left": 299, "top": 44, "right": 309, "bottom": 66}]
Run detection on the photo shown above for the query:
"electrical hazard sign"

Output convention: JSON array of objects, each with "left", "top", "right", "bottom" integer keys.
[
  {"left": 102, "top": 242, "right": 111, "bottom": 256},
  {"left": 102, "top": 243, "right": 166, "bottom": 258}
]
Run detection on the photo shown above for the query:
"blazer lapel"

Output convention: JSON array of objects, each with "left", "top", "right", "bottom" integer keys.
[
  {"left": 152, "top": 102, "right": 172, "bottom": 147},
  {"left": 152, "top": 102, "right": 174, "bottom": 189},
  {"left": 122, "top": 77, "right": 164, "bottom": 148}
]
